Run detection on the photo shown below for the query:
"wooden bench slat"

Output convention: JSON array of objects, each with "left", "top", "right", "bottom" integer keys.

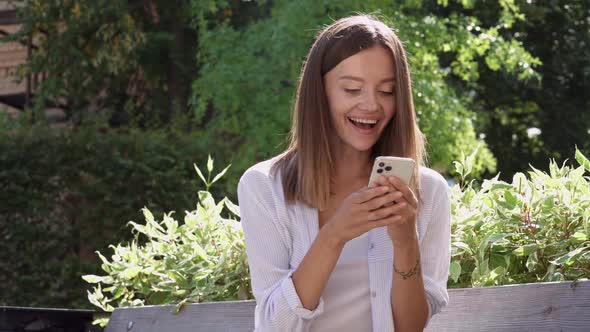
[
  {"left": 105, "top": 280, "right": 590, "bottom": 332},
  {"left": 106, "top": 301, "right": 257, "bottom": 332},
  {"left": 426, "top": 280, "right": 590, "bottom": 332}
]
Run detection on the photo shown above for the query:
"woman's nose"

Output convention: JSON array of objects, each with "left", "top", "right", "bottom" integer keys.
[{"left": 359, "top": 91, "right": 379, "bottom": 111}]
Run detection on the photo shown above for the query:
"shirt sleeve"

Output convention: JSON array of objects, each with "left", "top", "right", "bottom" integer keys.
[
  {"left": 420, "top": 177, "right": 451, "bottom": 325},
  {"left": 238, "top": 169, "right": 325, "bottom": 331}
]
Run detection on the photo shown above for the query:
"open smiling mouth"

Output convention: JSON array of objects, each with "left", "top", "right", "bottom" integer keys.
[{"left": 348, "top": 116, "right": 378, "bottom": 129}]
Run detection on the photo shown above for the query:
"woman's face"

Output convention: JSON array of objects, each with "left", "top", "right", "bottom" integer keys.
[{"left": 323, "top": 45, "right": 396, "bottom": 154}]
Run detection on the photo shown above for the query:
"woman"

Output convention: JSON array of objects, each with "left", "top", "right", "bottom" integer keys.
[{"left": 237, "top": 14, "right": 450, "bottom": 332}]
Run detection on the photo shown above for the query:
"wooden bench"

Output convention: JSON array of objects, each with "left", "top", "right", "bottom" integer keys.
[{"left": 105, "top": 280, "right": 590, "bottom": 331}]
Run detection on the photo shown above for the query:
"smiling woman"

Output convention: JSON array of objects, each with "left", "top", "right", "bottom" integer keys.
[{"left": 238, "top": 14, "right": 451, "bottom": 332}]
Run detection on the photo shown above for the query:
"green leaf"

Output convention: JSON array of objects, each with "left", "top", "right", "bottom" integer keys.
[
  {"left": 82, "top": 275, "right": 111, "bottom": 284},
  {"left": 91, "top": 317, "right": 110, "bottom": 327},
  {"left": 142, "top": 207, "right": 155, "bottom": 222},
  {"left": 167, "top": 271, "right": 187, "bottom": 286},
  {"left": 184, "top": 212, "right": 198, "bottom": 227},
  {"left": 194, "top": 163, "right": 207, "bottom": 185},
  {"left": 571, "top": 232, "right": 588, "bottom": 243},
  {"left": 526, "top": 251, "right": 538, "bottom": 272},
  {"left": 489, "top": 266, "right": 505, "bottom": 280},
  {"left": 504, "top": 190, "right": 517, "bottom": 209},
  {"left": 575, "top": 147, "right": 590, "bottom": 172},
  {"left": 513, "top": 244, "right": 537, "bottom": 257},
  {"left": 198, "top": 191, "right": 215, "bottom": 210},
  {"left": 450, "top": 261, "right": 462, "bottom": 282},
  {"left": 223, "top": 197, "right": 240, "bottom": 217},
  {"left": 484, "top": 233, "right": 513, "bottom": 248},
  {"left": 111, "top": 286, "right": 126, "bottom": 300},
  {"left": 550, "top": 247, "right": 588, "bottom": 265},
  {"left": 207, "top": 155, "right": 214, "bottom": 173},
  {"left": 210, "top": 164, "right": 231, "bottom": 186},
  {"left": 193, "top": 242, "right": 210, "bottom": 263},
  {"left": 122, "top": 266, "right": 140, "bottom": 280}
]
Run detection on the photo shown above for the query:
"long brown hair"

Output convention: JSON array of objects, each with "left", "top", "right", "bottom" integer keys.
[{"left": 272, "top": 14, "right": 426, "bottom": 210}]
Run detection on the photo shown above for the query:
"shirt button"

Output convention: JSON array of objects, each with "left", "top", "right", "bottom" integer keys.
[
  {"left": 371, "top": 291, "right": 377, "bottom": 298},
  {"left": 369, "top": 243, "right": 375, "bottom": 250}
]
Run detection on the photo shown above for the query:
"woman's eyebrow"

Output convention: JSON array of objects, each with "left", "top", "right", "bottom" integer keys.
[{"left": 338, "top": 75, "right": 395, "bottom": 83}]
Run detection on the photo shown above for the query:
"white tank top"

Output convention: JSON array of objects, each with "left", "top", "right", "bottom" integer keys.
[{"left": 309, "top": 232, "right": 373, "bottom": 331}]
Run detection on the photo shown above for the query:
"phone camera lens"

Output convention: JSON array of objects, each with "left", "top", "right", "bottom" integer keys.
[
  {"left": 379, "top": 162, "right": 385, "bottom": 167},
  {"left": 385, "top": 166, "right": 392, "bottom": 171},
  {"left": 377, "top": 169, "right": 383, "bottom": 174}
]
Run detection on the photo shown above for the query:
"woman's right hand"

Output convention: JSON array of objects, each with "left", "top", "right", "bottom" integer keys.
[{"left": 324, "top": 184, "right": 406, "bottom": 246}]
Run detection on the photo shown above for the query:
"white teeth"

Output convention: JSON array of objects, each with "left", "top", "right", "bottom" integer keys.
[{"left": 349, "top": 117, "right": 378, "bottom": 124}]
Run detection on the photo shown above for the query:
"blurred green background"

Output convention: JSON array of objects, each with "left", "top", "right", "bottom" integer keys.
[{"left": 0, "top": 0, "right": 588, "bottom": 309}]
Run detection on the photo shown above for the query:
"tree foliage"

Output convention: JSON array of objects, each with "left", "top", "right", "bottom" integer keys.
[
  {"left": 7, "top": 0, "right": 241, "bottom": 125},
  {"left": 456, "top": 0, "right": 590, "bottom": 178},
  {"left": 191, "top": 0, "right": 543, "bottom": 181}
]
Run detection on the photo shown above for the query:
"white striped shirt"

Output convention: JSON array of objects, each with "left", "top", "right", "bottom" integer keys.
[{"left": 237, "top": 157, "right": 451, "bottom": 332}]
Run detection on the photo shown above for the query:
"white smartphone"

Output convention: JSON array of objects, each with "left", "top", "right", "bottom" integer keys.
[{"left": 368, "top": 156, "right": 415, "bottom": 187}]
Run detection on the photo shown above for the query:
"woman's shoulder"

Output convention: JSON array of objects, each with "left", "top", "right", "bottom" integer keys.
[
  {"left": 418, "top": 166, "right": 448, "bottom": 190},
  {"left": 239, "top": 156, "right": 282, "bottom": 186},
  {"left": 418, "top": 166, "right": 450, "bottom": 203}
]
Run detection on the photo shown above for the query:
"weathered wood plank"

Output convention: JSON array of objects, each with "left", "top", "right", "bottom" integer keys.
[
  {"left": 106, "top": 280, "right": 590, "bottom": 332},
  {"left": 425, "top": 280, "right": 590, "bottom": 332},
  {"left": 105, "top": 301, "right": 257, "bottom": 332}
]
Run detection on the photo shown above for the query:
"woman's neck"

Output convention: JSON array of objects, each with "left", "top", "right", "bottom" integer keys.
[{"left": 331, "top": 146, "right": 372, "bottom": 184}]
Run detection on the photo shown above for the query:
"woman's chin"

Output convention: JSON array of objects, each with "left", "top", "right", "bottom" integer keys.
[{"left": 344, "top": 141, "right": 377, "bottom": 153}]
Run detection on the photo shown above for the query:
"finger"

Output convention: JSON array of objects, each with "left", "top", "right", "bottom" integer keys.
[
  {"left": 367, "top": 215, "right": 402, "bottom": 230},
  {"left": 354, "top": 185, "right": 390, "bottom": 204},
  {"left": 364, "top": 191, "right": 403, "bottom": 211},
  {"left": 388, "top": 176, "right": 418, "bottom": 208},
  {"left": 368, "top": 175, "right": 388, "bottom": 189},
  {"left": 367, "top": 201, "right": 407, "bottom": 221}
]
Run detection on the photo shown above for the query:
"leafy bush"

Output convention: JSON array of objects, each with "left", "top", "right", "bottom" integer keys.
[
  {"left": 83, "top": 158, "right": 250, "bottom": 326},
  {"left": 449, "top": 147, "right": 590, "bottom": 287}
]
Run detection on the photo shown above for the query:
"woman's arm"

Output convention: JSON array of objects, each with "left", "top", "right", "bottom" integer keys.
[
  {"left": 239, "top": 170, "right": 327, "bottom": 331},
  {"left": 380, "top": 174, "right": 451, "bottom": 331},
  {"left": 391, "top": 240, "right": 428, "bottom": 332},
  {"left": 290, "top": 225, "right": 343, "bottom": 310}
]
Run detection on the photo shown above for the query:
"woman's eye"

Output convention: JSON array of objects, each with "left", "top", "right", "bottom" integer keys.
[
  {"left": 380, "top": 91, "right": 394, "bottom": 96},
  {"left": 344, "top": 88, "right": 361, "bottom": 94}
]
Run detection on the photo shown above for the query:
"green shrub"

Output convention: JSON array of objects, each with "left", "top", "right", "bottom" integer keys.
[
  {"left": 83, "top": 158, "right": 250, "bottom": 326},
  {"left": 0, "top": 121, "right": 227, "bottom": 308},
  {"left": 449, "top": 147, "right": 590, "bottom": 287}
]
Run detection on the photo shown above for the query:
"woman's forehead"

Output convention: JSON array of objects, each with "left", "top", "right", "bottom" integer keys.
[{"left": 327, "top": 46, "right": 396, "bottom": 82}]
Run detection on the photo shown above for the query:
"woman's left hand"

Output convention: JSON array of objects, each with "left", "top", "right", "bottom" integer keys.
[{"left": 370, "top": 175, "right": 418, "bottom": 248}]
